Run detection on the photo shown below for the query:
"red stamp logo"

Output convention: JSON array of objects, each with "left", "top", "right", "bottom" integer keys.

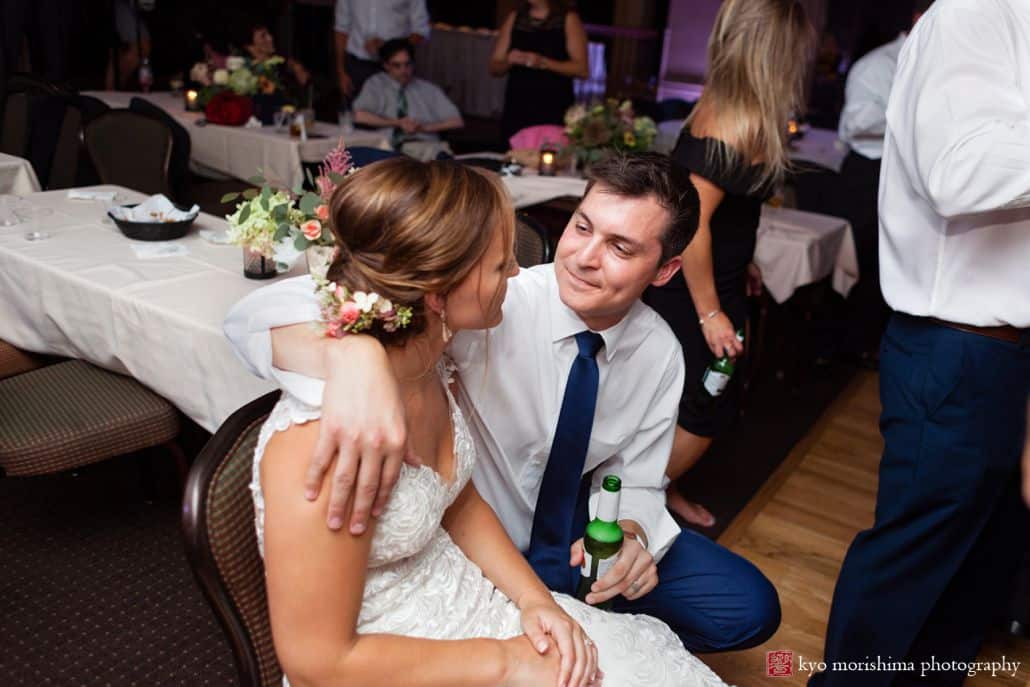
[{"left": 766, "top": 650, "right": 794, "bottom": 677}]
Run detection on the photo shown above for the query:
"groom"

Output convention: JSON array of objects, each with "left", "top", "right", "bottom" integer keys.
[{"left": 225, "top": 153, "right": 780, "bottom": 652}]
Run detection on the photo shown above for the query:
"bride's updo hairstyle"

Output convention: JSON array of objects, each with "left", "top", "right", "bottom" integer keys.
[{"left": 324, "top": 157, "right": 514, "bottom": 346}]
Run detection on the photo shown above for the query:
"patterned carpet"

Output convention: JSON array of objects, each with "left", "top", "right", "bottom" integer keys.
[{"left": 0, "top": 452, "right": 237, "bottom": 686}]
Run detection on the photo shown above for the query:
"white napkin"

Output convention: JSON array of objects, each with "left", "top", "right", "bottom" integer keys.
[
  {"left": 109, "top": 195, "right": 199, "bottom": 223},
  {"left": 131, "top": 243, "right": 190, "bottom": 259},
  {"left": 67, "top": 189, "right": 117, "bottom": 201},
  {"left": 198, "top": 228, "right": 231, "bottom": 245},
  {"left": 245, "top": 116, "right": 263, "bottom": 128}
]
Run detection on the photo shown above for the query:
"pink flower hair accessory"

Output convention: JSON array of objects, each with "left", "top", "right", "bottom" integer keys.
[{"left": 314, "top": 275, "right": 413, "bottom": 337}]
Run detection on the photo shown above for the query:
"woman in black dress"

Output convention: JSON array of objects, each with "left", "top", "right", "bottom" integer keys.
[
  {"left": 489, "top": 0, "right": 588, "bottom": 144},
  {"left": 646, "top": 0, "right": 815, "bottom": 526}
]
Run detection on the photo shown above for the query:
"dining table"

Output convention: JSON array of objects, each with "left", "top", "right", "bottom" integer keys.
[
  {"left": 501, "top": 173, "right": 858, "bottom": 303},
  {"left": 0, "top": 184, "right": 303, "bottom": 433},
  {"left": 0, "top": 153, "right": 42, "bottom": 195},
  {"left": 83, "top": 91, "right": 392, "bottom": 190}
]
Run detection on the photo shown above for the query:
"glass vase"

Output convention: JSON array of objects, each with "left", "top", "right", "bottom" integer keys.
[{"left": 242, "top": 246, "right": 277, "bottom": 280}]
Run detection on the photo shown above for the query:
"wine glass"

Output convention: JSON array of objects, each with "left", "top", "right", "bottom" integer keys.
[{"left": 15, "top": 206, "right": 55, "bottom": 241}]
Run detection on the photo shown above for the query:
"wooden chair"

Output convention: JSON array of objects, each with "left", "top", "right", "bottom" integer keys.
[
  {"left": 182, "top": 391, "right": 283, "bottom": 687},
  {"left": 0, "top": 360, "right": 183, "bottom": 477},
  {"left": 84, "top": 110, "right": 174, "bottom": 197},
  {"left": 515, "top": 212, "right": 553, "bottom": 268}
]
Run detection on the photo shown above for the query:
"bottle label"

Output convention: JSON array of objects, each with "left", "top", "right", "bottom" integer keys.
[
  {"left": 581, "top": 550, "right": 617, "bottom": 580},
  {"left": 702, "top": 369, "right": 730, "bottom": 396}
]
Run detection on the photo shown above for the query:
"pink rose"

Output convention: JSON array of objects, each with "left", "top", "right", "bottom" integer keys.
[
  {"left": 325, "top": 321, "right": 342, "bottom": 337},
  {"left": 339, "top": 301, "right": 360, "bottom": 325},
  {"left": 316, "top": 204, "right": 330, "bottom": 221},
  {"left": 301, "top": 219, "right": 322, "bottom": 240}
]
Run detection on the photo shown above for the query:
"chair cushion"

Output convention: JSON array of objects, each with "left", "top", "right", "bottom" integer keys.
[{"left": 0, "top": 360, "right": 179, "bottom": 476}]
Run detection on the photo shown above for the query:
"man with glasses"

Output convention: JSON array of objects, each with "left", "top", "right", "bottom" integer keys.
[
  {"left": 352, "top": 39, "right": 463, "bottom": 159},
  {"left": 334, "top": 0, "right": 429, "bottom": 105}
]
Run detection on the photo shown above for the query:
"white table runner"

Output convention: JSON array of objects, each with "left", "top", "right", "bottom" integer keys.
[
  {"left": 83, "top": 91, "right": 391, "bottom": 190},
  {"left": 0, "top": 185, "right": 303, "bottom": 432}
]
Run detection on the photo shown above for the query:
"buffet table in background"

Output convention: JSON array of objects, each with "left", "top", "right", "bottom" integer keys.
[
  {"left": 0, "top": 185, "right": 299, "bottom": 432},
  {"left": 83, "top": 92, "right": 391, "bottom": 190}
]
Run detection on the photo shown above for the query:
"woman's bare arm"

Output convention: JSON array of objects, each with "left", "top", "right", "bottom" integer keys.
[{"left": 261, "top": 421, "right": 523, "bottom": 687}]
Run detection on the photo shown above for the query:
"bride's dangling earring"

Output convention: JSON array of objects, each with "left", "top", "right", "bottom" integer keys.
[{"left": 440, "top": 306, "right": 452, "bottom": 344}]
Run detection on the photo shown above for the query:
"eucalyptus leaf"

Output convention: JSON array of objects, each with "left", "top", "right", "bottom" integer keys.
[
  {"left": 219, "top": 192, "right": 239, "bottom": 204},
  {"left": 238, "top": 203, "right": 251, "bottom": 224},
  {"left": 294, "top": 234, "right": 309, "bottom": 251},
  {"left": 247, "top": 174, "right": 266, "bottom": 185},
  {"left": 328, "top": 172, "right": 346, "bottom": 184},
  {"left": 242, "top": 188, "right": 259, "bottom": 200},
  {"left": 299, "top": 192, "right": 322, "bottom": 215}
]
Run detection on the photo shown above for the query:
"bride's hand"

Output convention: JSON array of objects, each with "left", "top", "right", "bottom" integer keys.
[
  {"left": 518, "top": 596, "right": 601, "bottom": 687},
  {"left": 304, "top": 338, "right": 421, "bottom": 534}
]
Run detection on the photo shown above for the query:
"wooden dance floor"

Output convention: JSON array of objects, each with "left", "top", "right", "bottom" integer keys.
[{"left": 700, "top": 371, "right": 1030, "bottom": 686}]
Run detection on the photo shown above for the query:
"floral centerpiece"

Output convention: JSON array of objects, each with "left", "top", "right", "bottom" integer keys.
[
  {"left": 190, "top": 55, "right": 290, "bottom": 124},
  {"left": 564, "top": 99, "right": 657, "bottom": 166},
  {"left": 222, "top": 139, "right": 356, "bottom": 278}
]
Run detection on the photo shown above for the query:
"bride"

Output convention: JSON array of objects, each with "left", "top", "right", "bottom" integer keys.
[{"left": 249, "top": 157, "right": 730, "bottom": 687}]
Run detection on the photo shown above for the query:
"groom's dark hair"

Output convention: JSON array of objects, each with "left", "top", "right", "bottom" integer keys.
[{"left": 583, "top": 152, "right": 700, "bottom": 264}]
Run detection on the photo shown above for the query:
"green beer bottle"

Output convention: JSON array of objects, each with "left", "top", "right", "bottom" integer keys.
[
  {"left": 700, "top": 329, "right": 745, "bottom": 399},
  {"left": 576, "top": 475, "right": 623, "bottom": 610}
]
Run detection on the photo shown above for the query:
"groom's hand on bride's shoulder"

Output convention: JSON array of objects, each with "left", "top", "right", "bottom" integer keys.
[
  {"left": 571, "top": 523, "right": 658, "bottom": 605},
  {"left": 303, "top": 340, "right": 422, "bottom": 534}
]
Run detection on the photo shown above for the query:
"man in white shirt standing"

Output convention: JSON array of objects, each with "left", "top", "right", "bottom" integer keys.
[
  {"left": 334, "top": 0, "right": 430, "bottom": 107},
  {"left": 811, "top": 1, "right": 1030, "bottom": 684},
  {"left": 836, "top": 1, "right": 932, "bottom": 362},
  {"left": 225, "top": 154, "right": 781, "bottom": 653}
]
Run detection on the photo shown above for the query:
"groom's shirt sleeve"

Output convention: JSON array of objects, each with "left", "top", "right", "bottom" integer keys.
[
  {"left": 222, "top": 274, "right": 325, "bottom": 406},
  {"left": 588, "top": 342, "right": 685, "bottom": 564}
]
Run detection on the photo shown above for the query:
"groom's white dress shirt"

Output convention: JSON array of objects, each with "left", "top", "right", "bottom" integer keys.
[
  {"left": 224, "top": 265, "right": 685, "bottom": 561},
  {"left": 879, "top": 0, "right": 1030, "bottom": 328}
]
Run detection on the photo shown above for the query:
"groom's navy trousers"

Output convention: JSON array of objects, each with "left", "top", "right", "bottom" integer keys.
[
  {"left": 556, "top": 502, "right": 781, "bottom": 653},
  {"left": 810, "top": 315, "right": 1030, "bottom": 686}
]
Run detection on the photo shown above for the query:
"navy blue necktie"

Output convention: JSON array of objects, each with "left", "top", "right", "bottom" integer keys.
[{"left": 527, "top": 331, "right": 605, "bottom": 592}]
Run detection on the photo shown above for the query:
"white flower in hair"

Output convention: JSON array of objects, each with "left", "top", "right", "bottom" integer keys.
[{"left": 353, "top": 291, "right": 379, "bottom": 313}]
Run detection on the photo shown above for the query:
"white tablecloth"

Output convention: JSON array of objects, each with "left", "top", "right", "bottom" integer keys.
[
  {"left": 83, "top": 91, "right": 392, "bottom": 190},
  {"left": 654, "top": 122, "right": 848, "bottom": 173},
  {"left": 0, "top": 153, "right": 41, "bottom": 195},
  {"left": 501, "top": 174, "right": 858, "bottom": 303},
  {"left": 754, "top": 205, "right": 858, "bottom": 303},
  {"left": 0, "top": 185, "right": 303, "bottom": 432}
]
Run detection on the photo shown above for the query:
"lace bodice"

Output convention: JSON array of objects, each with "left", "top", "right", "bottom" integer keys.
[{"left": 249, "top": 360, "right": 731, "bottom": 687}]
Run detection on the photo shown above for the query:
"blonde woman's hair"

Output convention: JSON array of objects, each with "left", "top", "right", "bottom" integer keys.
[
  {"left": 688, "top": 0, "right": 815, "bottom": 191},
  {"left": 325, "top": 157, "right": 515, "bottom": 346}
]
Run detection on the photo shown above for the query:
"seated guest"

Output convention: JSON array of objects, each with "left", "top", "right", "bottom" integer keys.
[
  {"left": 225, "top": 153, "right": 781, "bottom": 659},
  {"left": 836, "top": 1, "right": 933, "bottom": 363},
  {"left": 352, "top": 39, "right": 462, "bottom": 159},
  {"left": 230, "top": 157, "right": 732, "bottom": 687},
  {"left": 237, "top": 21, "right": 311, "bottom": 104}
]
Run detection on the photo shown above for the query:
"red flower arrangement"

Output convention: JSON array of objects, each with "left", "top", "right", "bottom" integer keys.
[{"left": 204, "top": 92, "right": 254, "bottom": 126}]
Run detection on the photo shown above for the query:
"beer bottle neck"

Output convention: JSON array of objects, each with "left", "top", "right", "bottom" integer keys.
[{"left": 596, "top": 488, "right": 620, "bottom": 523}]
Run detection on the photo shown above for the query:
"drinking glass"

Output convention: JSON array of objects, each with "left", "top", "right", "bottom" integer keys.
[
  {"left": 273, "top": 109, "right": 288, "bottom": 133},
  {"left": 15, "top": 206, "right": 55, "bottom": 241}
]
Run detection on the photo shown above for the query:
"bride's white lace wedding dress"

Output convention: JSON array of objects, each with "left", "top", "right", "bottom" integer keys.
[{"left": 251, "top": 362, "right": 731, "bottom": 687}]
